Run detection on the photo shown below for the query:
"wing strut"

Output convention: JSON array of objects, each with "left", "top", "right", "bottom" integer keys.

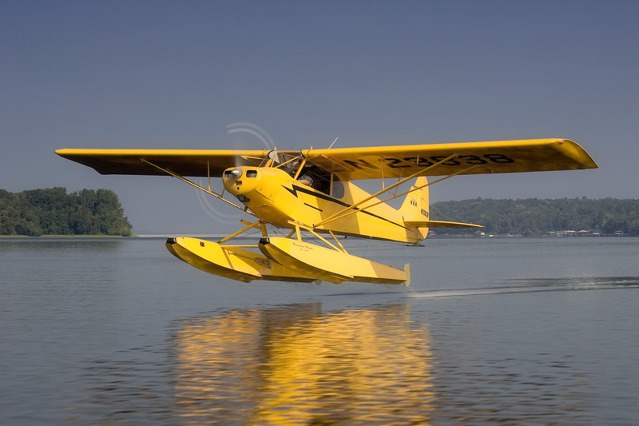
[
  {"left": 316, "top": 161, "right": 480, "bottom": 228},
  {"left": 289, "top": 221, "right": 348, "bottom": 253},
  {"left": 218, "top": 220, "right": 266, "bottom": 244},
  {"left": 140, "top": 159, "right": 253, "bottom": 215},
  {"left": 314, "top": 154, "right": 470, "bottom": 227},
  {"left": 349, "top": 163, "right": 481, "bottom": 220}
]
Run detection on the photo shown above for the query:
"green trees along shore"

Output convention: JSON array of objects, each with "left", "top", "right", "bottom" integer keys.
[
  {"left": 0, "top": 188, "right": 132, "bottom": 236},
  {"left": 431, "top": 198, "right": 639, "bottom": 236},
  {"left": 1, "top": 187, "right": 637, "bottom": 237}
]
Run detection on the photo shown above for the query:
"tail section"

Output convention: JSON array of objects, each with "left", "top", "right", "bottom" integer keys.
[
  {"left": 399, "top": 177, "right": 430, "bottom": 241},
  {"left": 400, "top": 176, "right": 484, "bottom": 243}
]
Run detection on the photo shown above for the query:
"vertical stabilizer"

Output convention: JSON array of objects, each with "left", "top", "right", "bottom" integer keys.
[{"left": 399, "top": 177, "right": 429, "bottom": 241}]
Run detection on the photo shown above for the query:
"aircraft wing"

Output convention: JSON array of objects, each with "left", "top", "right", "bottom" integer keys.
[
  {"left": 301, "top": 138, "right": 598, "bottom": 180},
  {"left": 56, "top": 138, "right": 597, "bottom": 180},
  {"left": 55, "top": 148, "right": 271, "bottom": 176}
]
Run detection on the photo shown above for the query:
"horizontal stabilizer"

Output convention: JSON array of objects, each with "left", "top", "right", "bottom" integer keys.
[{"left": 405, "top": 220, "right": 483, "bottom": 229}]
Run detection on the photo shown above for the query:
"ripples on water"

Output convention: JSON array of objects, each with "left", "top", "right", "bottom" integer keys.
[
  {"left": 1, "top": 238, "right": 638, "bottom": 424},
  {"left": 408, "top": 276, "right": 639, "bottom": 299}
]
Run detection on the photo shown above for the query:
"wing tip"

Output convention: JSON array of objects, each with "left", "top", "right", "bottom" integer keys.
[{"left": 555, "top": 139, "right": 599, "bottom": 169}]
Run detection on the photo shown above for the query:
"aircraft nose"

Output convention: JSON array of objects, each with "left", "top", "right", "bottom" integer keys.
[
  {"left": 223, "top": 168, "right": 242, "bottom": 181},
  {"left": 222, "top": 167, "right": 260, "bottom": 196},
  {"left": 223, "top": 168, "right": 242, "bottom": 192}
]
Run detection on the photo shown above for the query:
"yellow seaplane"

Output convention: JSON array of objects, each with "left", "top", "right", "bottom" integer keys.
[{"left": 56, "top": 138, "right": 597, "bottom": 286}]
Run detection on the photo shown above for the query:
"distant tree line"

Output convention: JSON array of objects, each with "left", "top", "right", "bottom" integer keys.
[
  {"left": 431, "top": 198, "right": 639, "bottom": 236},
  {"left": 0, "top": 188, "right": 132, "bottom": 236}
]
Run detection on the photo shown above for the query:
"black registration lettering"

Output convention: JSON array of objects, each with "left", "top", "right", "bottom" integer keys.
[
  {"left": 458, "top": 155, "right": 488, "bottom": 165},
  {"left": 385, "top": 157, "right": 411, "bottom": 168},
  {"left": 351, "top": 153, "right": 516, "bottom": 170},
  {"left": 403, "top": 157, "right": 434, "bottom": 167},
  {"left": 484, "top": 153, "right": 515, "bottom": 163},
  {"left": 344, "top": 159, "right": 378, "bottom": 170},
  {"left": 431, "top": 155, "right": 462, "bottom": 166}
]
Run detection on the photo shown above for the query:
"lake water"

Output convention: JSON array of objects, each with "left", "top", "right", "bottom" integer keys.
[{"left": 1, "top": 237, "right": 638, "bottom": 425}]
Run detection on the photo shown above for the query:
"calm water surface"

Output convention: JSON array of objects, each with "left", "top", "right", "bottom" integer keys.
[{"left": 1, "top": 237, "right": 638, "bottom": 425}]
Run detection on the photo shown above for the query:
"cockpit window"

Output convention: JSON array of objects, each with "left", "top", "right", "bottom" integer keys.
[
  {"left": 281, "top": 156, "right": 344, "bottom": 198},
  {"left": 297, "top": 163, "right": 344, "bottom": 198},
  {"left": 331, "top": 176, "right": 344, "bottom": 198}
]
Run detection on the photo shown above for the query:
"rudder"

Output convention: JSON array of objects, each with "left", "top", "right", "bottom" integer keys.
[{"left": 399, "top": 177, "right": 429, "bottom": 241}]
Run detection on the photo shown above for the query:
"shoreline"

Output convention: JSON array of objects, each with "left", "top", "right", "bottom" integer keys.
[{"left": 1, "top": 234, "right": 635, "bottom": 240}]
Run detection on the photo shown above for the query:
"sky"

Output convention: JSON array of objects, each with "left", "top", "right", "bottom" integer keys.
[{"left": 1, "top": 0, "right": 638, "bottom": 234}]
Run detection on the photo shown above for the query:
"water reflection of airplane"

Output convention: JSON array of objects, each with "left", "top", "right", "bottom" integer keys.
[{"left": 172, "top": 304, "right": 435, "bottom": 424}]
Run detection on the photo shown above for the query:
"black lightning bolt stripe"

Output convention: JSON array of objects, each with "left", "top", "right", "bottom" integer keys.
[
  {"left": 304, "top": 203, "right": 323, "bottom": 212},
  {"left": 284, "top": 184, "right": 406, "bottom": 229}
]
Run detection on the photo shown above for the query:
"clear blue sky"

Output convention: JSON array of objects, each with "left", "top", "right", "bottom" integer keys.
[{"left": 1, "top": 1, "right": 637, "bottom": 233}]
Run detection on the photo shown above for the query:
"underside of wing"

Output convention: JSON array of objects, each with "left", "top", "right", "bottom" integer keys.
[
  {"left": 55, "top": 148, "right": 271, "bottom": 176},
  {"left": 302, "top": 138, "right": 598, "bottom": 180}
]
